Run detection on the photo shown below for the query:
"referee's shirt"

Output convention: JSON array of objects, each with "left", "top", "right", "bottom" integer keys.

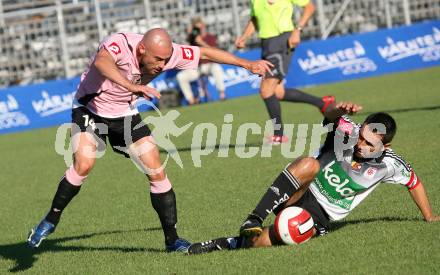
[{"left": 251, "top": 0, "right": 310, "bottom": 39}]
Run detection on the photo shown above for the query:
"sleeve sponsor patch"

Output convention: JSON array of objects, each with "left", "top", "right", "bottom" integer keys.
[
  {"left": 337, "top": 117, "right": 354, "bottom": 135},
  {"left": 181, "top": 47, "right": 194, "bottom": 60},
  {"left": 108, "top": 42, "right": 121, "bottom": 55}
]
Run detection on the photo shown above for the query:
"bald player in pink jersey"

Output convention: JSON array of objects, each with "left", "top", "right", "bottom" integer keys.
[{"left": 28, "top": 28, "right": 273, "bottom": 252}]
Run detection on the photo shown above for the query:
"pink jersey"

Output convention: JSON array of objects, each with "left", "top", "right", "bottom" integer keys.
[{"left": 74, "top": 33, "right": 201, "bottom": 118}]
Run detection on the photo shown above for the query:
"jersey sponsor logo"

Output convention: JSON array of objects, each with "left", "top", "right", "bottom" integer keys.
[
  {"left": 364, "top": 167, "right": 378, "bottom": 178},
  {"left": 314, "top": 160, "right": 365, "bottom": 210},
  {"left": 108, "top": 42, "right": 121, "bottom": 55},
  {"left": 181, "top": 47, "right": 194, "bottom": 60}
]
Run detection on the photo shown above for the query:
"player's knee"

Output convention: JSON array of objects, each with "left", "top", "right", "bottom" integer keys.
[
  {"left": 302, "top": 157, "right": 321, "bottom": 175},
  {"left": 74, "top": 159, "right": 95, "bottom": 176},
  {"left": 147, "top": 170, "right": 166, "bottom": 182},
  {"left": 260, "top": 90, "right": 273, "bottom": 99},
  {"left": 286, "top": 157, "right": 320, "bottom": 183}
]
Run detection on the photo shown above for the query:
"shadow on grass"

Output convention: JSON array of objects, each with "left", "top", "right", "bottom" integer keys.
[
  {"left": 330, "top": 216, "right": 420, "bottom": 232},
  {"left": 361, "top": 105, "right": 440, "bottom": 115},
  {"left": 0, "top": 227, "right": 163, "bottom": 273},
  {"left": 159, "top": 142, "right": 264, "bottom": 154}
]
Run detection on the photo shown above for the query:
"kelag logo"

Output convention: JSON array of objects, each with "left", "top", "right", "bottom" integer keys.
[
  {"left": 378, "top": 27, "right": 440, "bottom": 63},
  {"left": 297, "top": 41, "right": 377, "bottom": 76},
  {"left": 313, "top": 160, "right": 365, "bottom": 210}
]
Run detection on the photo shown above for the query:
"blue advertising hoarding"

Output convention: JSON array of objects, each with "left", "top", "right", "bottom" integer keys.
[
  {"left": 1, "top": 20, "right": 439, "bottom": 135},
  {"left": 286, "top": 20, "right": 440, "bottom": 87}
]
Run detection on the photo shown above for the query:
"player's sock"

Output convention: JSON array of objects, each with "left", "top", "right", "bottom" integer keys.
[
  {"left": 282, "top": 88, "right": 324, "bottom": 109},
  {"left": 45, "top": 172, "right": 83, "bottom": 226},
  {"left": 263, "top": 94, "right": 283, "bottom": 136},
  {"left": 150, "top": 177, "right": 178, "bottom": 246},
  {"left": 226, "top": 236, "right": 246, "bottom": 249},
  {"left": 250, "top": 169, "right": 301, "bottom": 222}
]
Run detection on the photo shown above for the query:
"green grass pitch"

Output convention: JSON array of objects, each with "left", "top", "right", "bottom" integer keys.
[{"left": 1, "top": 66, "right": 440, "bottom": 274}]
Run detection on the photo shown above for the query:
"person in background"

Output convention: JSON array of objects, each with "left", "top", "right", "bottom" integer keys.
[
  {"left": 236, "top": 0, "right": 335, "bottom": 144},
  {"left": 177, "top": 17, "right": 226, "bottom": 105}
]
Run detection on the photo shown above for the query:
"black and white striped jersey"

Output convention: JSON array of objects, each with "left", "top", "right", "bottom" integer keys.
[{"left": 308, "top": 115, "right": 420, "bottom": 221}]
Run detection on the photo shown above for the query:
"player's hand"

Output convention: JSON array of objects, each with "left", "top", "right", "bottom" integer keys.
[
  {"left": 235, "top": 36, "right": 247, "bottom": 49},
  {"left": 335, "top": 101, "right": 363, "bottom": 115},
  {"left": 246, "top": 60, "right": 274, "bottom": 77},
  {"left": 128, "top": 84, "right": 161, "bottom": 100},
  {"left": 288, "top": 29, "right": 301, "bottom": 49},
  {"left": 425, "top": 215, "right": 440, "bottom": 222}
]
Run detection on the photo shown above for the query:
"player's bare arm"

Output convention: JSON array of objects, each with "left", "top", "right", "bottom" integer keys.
[
  {"left": 323, "top": 101, "right": 363, "bottom": 122},
  {"left": 289, "top": 2, "right": 315, "bottom": 48},
  {"left": 199, "top": 46, "right": 273, "bottom": 77},
  {"left": 235, "top": 17, "right": 257, "bottom": 49},
  {"left": 409, "top": 182, "right": 440, "bottom": 222},
  {"left": 94, "top": 48, "right": 161, "bottom": 100}
]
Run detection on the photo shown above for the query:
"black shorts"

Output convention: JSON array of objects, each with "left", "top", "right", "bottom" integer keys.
[
  {"left": 261, "top": 32, "right": 293, "bottom": 80},
  {"left": 274, "top": 189, "right": 330, "bottom": 236},
  {"left": 71, "top": 107, "right": 151, "bottom": 158}
]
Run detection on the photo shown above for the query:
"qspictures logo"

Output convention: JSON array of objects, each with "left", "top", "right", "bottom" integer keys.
[{"left": 54, "top": 103, "right": 387, "bottom": 177}]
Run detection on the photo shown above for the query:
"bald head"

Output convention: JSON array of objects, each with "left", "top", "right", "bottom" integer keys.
[
  {"left": 142, "top": 28, "right": 172, "bottom": 51},
  {"left": 138, "top": 28, "right": 173, "bottom": 74}
]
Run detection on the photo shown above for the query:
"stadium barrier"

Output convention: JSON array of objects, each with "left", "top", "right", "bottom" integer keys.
[{"left": 1, "top": 20, "right": 439, "bottom": 135}]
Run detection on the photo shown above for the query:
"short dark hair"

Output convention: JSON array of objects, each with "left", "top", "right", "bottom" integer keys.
[{"left": 363, "top": 112, "right": 397, "bottom": 144}]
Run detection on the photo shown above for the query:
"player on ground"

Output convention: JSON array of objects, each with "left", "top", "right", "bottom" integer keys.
[
  {"left": 187, "top": 101, "right": 440, "bottom": 254},
  {"left": 27, "top": 28, "right": 272, "bottom": 252}
]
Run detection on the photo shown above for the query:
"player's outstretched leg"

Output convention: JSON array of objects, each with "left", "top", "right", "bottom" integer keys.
[
  {"left": 275, "top": 85, "right": 335, "bottom": 114},
  {"left": 239, "top": 157, "right": 320, "bottom": 237},
  {"left": 133, "top": 136, "right": 191, "bottom": 252},
  {"left": 187, "top": 237, "right": 246, "bottom": 255},
  {"left": 28, "top": 132, "right": 95, "bottom": 248},
  {"left": 187, "top": 227, "right": 278, "bottom": 255}
]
